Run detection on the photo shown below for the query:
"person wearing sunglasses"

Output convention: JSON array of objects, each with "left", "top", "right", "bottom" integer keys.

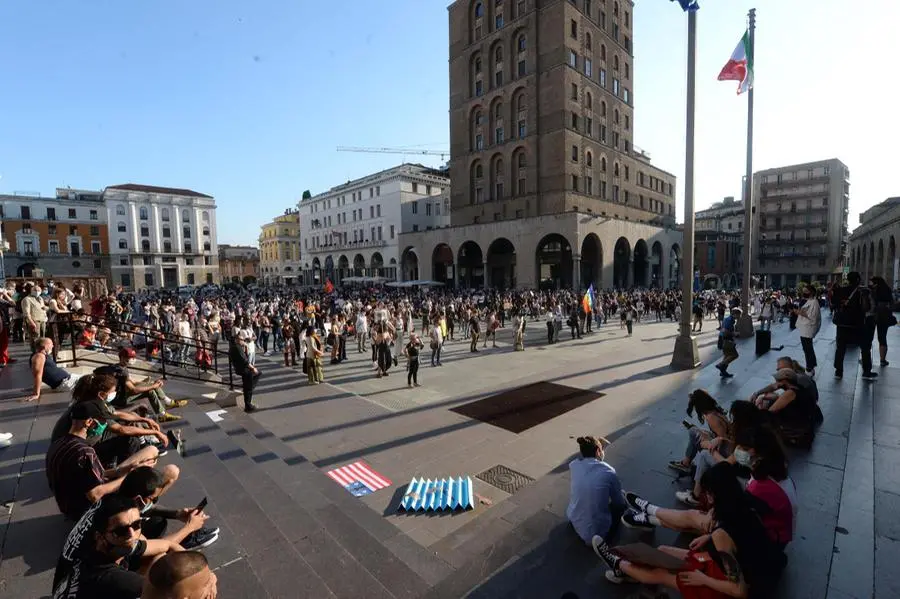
[{"left": 51, "top": 494, "right": 185, "bottom": 599}]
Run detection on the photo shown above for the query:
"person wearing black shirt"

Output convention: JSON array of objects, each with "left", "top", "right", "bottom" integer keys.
[
  {"left": 51, "top": 494, "right": 183, "bottom": 599},
  {"left": 468, "top": 314, "right": 480, "bottom": 352},
  {"left": 404, "top": 334, "right": 424, "bottom": 388},
  {"left": 228, "top": 335, "right": 260, "bottom": 412}
]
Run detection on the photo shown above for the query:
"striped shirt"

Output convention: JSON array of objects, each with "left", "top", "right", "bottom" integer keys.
[{"left": 46, "top": 434, "right": 105, "bottom": 520}]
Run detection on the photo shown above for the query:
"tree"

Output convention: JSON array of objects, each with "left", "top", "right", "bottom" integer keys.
[{"left": 301, "top": 190, "right": 312, "bottom": 201}]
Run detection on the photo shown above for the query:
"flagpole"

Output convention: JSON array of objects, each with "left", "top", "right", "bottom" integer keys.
[
  {"left": 736, "top": 8, "right": 757, "bottom": 339},
  {"left": 672, "top": 7, "right": 700, "bottom": 369}
]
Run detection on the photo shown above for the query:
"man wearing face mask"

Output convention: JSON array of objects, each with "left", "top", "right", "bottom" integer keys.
[
  {"left": 51, "top": 494, "right": 184, "bottom": 599},
  {"left": 95, "top": 347, "right": 188, "bottom": 422},
  {"left": 21, "top": 282, "right": 48, "bottom": 345},
  {"left": 46, "top": 399, "right": 158, "bottom": 520}
]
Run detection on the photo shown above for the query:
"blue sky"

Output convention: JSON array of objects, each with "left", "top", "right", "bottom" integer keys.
[{"left": 1, "top": 0, "right": 897, "bottom": 245}]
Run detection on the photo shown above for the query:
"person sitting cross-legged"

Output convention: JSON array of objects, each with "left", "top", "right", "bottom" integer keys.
[
  {"left": 51, "top": 494, "right": 186, "bottom": 599},
  {"left": 142, "top": 551, "right": 219, "bottom": 599},
  {"left": 592, "top": 462, "right": 788, "bottom": 597},
  {"left": 566, "top": 436, "right": 627, "bottom": 545},
  {"left": 668, "top": 389, "right": 732, "bottom": 476}
]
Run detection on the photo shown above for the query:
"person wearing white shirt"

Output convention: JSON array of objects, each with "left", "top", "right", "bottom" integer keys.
[
  {"left": 355, "top": 311, "right": 369, "bottom": 353},
  {"left": 795, "top": 287, "right": 822, "bottom": 375}
]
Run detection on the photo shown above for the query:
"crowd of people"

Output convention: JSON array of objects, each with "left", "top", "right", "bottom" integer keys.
[{"left": 0, "top": 269, "right": 893, "bottom": 598}]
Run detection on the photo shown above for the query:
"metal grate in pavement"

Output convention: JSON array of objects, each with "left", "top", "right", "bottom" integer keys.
[{"left": 476, "top": 464, "right": 535, "bottom": 495}]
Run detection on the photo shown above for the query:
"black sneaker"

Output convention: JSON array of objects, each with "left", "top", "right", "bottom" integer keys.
[
  {"left": 623, "top": 491, "right": 650, "bottom": 513},
  {"left": 881, "top": 361, "right": 890, "bottom": 367},
  {"left": 622, "top": 510, "right": 656, "bottom": 531},
  {"left": 835, "top": 370, "right": 843, "bottom": 379},
  {"left": 591, "top": 536, "right": 627, "bottom": 581},
  {"left": 182, "top": 527, "right": 220, "bottom": 549},
  {"left": 720, "top": 371, "right": 734, "bottom": 378},
  {"left": 667, "top": 460, "right": 692, "bottom": 475},
  {"left": 862, "top": 371, "right": 878, "bottom": 380}
]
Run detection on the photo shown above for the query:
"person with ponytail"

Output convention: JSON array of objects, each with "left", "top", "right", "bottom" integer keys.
[{"left": 566, "top": 435, "right": 626, "bottom": 545}]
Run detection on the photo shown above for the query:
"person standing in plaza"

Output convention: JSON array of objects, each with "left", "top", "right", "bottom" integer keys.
[
  {"left": 405, "top": 333, "right": 424, "bottom": 388},
  {"left": 795, "top": 286, "right": 822, "bottom": 375},
  {"left": 469, "top": 311, "right": 480, "bottom": 353},
  {"left": 229, "top": 335, "right": 260, "bottom": 412},
  {"left": 21, "top": 283, "right": 48, "bottom": 346},
  {"left": 716, "top": 307, "right": 741, "bottom": 378},
  {"left": 833, "top": 272, "right": 875, "bottom": 379},
  {"left": 430, "top": 319, "right": 443, "bottom": 366},
  {"left": 870, "top": 276, "right": 896, "bottom": 367},
  {"left": 304, "top": 326, "right": 325, "bottom": 384}
]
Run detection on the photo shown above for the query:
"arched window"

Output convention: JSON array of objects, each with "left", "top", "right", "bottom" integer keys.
[
  {"left": 492, "top": 100, "right": 505, "bottom": 143},
  {"left": 472, "top": 108, "right": 484, "bottom": 150},
  {"left": 203, "top": 227, "right": 210, "bottom": 236},
  {"left": 614, "top": 1, "right": 619, "bottom": 16},
  {"left": 118, "top": 239, "right": 128, "bottom": 249},
  {"left": 586, "top": 151, "right": 593, "bottom": 167},
  {"left": 586, "top": 32, "right": 592, "bottom": 50},
  {"left": 471, "top": 161, "right": 485, "bottom": 204},
  {"left": 495, "top": 46, "right": 503, "bottom": 62},
  {"left": 586, "top": 92, "right": 592, "bottom": 109},
  {"left": 601, "top": 157, "right": 607, "bottom": 172},
  {"left": 600, "top": 44, "right": 606, "bottom": 60},
  {"left": 472, "top": 53, "right": 484, "bottom": 97},
  {"left": 182, "top": 209, "right": 190, "bottom": 221},
  {"left": 139, "top": 207, "right": 148, "bottom": 220},
  {"left": 116, "top": 204, "right": 126, "bottom": 216},
  {"left": 475, "top": 56, "right": 482, "bottom": 73},
  {"left": 475, "top": 1, "right": 483, "bottom": 17},
  {"left": 614, "top": 162, "right": 620, "bottom": 177},
  {"left": 141, "top": 239, "right": 151, "bottom": 252},
  {"left": 117, "top": 221, "right": 127, "bottom": 233},
  {"left": 517, "top": 34, "right": 526, "bottom": 52},
  {"left": 517, "top": 152, "right": 527, "bottom": 168},
  {"left": 613, "top": 55, "right": 619, "bottom": 71},
  {"left": 600, "top": 101, "right": 607, "bottom": 117},
  {"left": 475, "top": 164, "right": 484, "bottom": 178},
  {"left": 161, "top": 207, "right": 169, "bottom": 221},
  {"left": 614, "top": 109, "right": 619, "bottom": 124},
  {"left": 202, "top": 211, "right": 210, "bottom": 222}
]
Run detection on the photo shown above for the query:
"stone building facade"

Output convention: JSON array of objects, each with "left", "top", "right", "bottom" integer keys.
[
  {"left": 259, "top": 210, "right": 301, "bottom": 286},
  {"left": 0, "top": 188, "right": 110, "bottom": 279},
  {"left": 218, "top": 244, "right": 260, "bottom": 284},
  {"left": 694, "top": 196, "right": 745, "bottom": 289},
  {"left": 398, "top": 212, "right": 682, "bottom": 290},
  {"left": 847, "top": 197, "right": 900, "bottom": 288},
  {"left": 448, "top": 0, "right": 676, "bottom": 227}
]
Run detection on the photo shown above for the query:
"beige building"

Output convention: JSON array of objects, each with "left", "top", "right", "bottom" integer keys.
[
  {"left": 847, "top": 197, "right": 900, "bottom": 288},
  {"left": 395, "top": 0, "right": 681, "bottom": 290},
  {"left": 753, "top": 159, "right": 850, "bottom": 287},
  {"left": 218, "top": 244, "right": 259, "bottom": 284},
  {"left": 259, "top": 210, "right": 301, "bottom": 285}
]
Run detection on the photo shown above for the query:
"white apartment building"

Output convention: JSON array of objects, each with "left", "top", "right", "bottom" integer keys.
[
  {"left": 103, "top": 184, "right": 219, "bottom": 290},
  {"left": 298, "top": 164, "right": 450, "bottom": 285}
]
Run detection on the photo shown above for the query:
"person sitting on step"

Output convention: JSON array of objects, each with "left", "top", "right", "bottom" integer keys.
[
  {"left": 566, "top": 436, "right": 626, "bottom": 545},
  {"left": 592, "top": 462, "right": 787, "bottom": 597},
  {"left": 94, "top": 347, "right": 187, "bottom": 423},
  {"left": 24, "top": 337, "right": 83, "bottom": 403},
  {"left": 754, "top": 368, "right": 822, "bottom": 449},
  {"left": 668, "top": 389, "right": 732, "bottom": 476},
  {"left": 624, "top": 426, "right": 798, "bottom": 551}
]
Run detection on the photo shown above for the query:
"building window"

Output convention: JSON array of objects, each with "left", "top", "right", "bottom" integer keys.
[
  {"left": 140, "top": 225, "right": 149, "bottom": 237},
  {"left": 161, "top": 208, "right": 169, "bottom": 221},
  {"left": 613, "top": 78, "right": 620, "bottom": 96},
  {"left": 117, "top": 221, "right": 127, "bottom": 233},
  {"left": 613, "top": 185, "right": 619, "bottom": 202},
  {"left": 144, "top": 273, "right": 154, "bottom": 287},
  {"left": 570, "top": 19, "right": 578, "bottom": 38},
  {"left": 625, "top": 114, "right": 630, "bottom": 130},
  {"left": 162, "top": 226, "right": 171, "bottom": 238},
  {"left": 518, "top": 34, "right": 526, "bottom": 51},
  {"left": 412, "top": 201, "right": 419, "bottom": 214},
  {"left": 121, "top": 273, "right": 132, "bottom": 288},
  {"left": 586, "top": 117, "right": 593, "bottom": 136},
  {"left": 571, "top": 83, "right": 578, "bottom": 100},
  {"left": 584, "top": 58, "right": 592, "bottom": 77},
  {"left": 518, "top": 119, "right": 526, "bottom": 138},
  {"left": 600, "top": 69, "right": 606, "bottom": 87},
  {"left": 119, "top": 239, "right": 128, "bottom": 249},
  {"left": 116, "top": 204, "right": 126, "bottom": 216},
  {"left": 141, "top": 239, "right": 151, "bottom": 252},
  {"left": 390, "top": 225, "right": 395, "bottom": 239},
  {"left": 203, "top": 227, "right": 210, "bottom": 236},
  {"left": 625, "top": 63, "right": 630, "bottom": 79},
  {"left": 139, "top": 207, "right": 148, "bottom": 220},
  {"left": 572, "top": 145, "right": 579, "bottom": 162},
  {"left": 49, "top": 240, "right": 59, "bottom": 254},
  {"left": 569, "top": 50, "right": 577, "bottom": 68},
  {"left": 623, "top": 88, "right": 630, "bottom": 104},
  {"left": 89, "top": 210, "right": 98, "bottom": 220},
  {"left": 571, "top": 175, "right": 579, "bottom": 191},
  {"left": 183, "top": 227, "right": 191, "bottom": 239},
  {"left": 412, "top": 225, "right": 419, "bottom": 232},
  {"left": 586, "top": 177, "right": 593, "bottom": 195},
  {"left": 68, "top": 208, "right": 77, "bottom": 219},
  {"left": 495, "top": 126, "right": 504, "bottom": 143},
  {"left": 202, "top": 211, "right": 209, "bottom": 222},
  {"left": 571, "top": 112, "right": 579, "bottom": 130},
  {"left": 185, "top": 243, "right": 192, "bottom": 252},
  {"left": 187, "top": 273, "right": 195, "bottom": 285},
  {"left": 90, "top": 225, "right": 99, "bottom": 236},
  {"left": 426, "top": 203, "right": 432, "bottom": 216},
  {"left": 203, "top": 242, "right": 211, "bottom": 251}
]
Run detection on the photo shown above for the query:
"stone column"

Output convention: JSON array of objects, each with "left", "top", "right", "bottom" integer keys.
[
  {"left": 482, "top": 261, "right": 488, "bottom": 288},
  {"left": 151, "top": 205, "right": 162, "bottom": 252},
  {"left": 627, "top": 259, "right": 634, "bottom": 289},
  {"left": 173, "top": 205, "right": 183, "bottom": 251},
  {"left": 573, "top": 255, "right": 582, "bottom": 291}
]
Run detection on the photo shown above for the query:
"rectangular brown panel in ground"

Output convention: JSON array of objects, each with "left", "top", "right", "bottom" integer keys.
[{"left": 451, "top": 382, "right": 605, "bottom": 434}]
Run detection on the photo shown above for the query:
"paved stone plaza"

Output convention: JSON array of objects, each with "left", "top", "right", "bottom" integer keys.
[{"left": 1, "top": 316, "right": 897, "bottom": 598}]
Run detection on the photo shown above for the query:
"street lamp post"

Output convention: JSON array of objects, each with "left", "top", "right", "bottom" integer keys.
[{"left": 672, "top": 8, "right": 701, "bottom": 369}]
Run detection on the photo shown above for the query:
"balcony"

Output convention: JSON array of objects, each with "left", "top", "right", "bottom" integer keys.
[
  {"left": 311, "top": 239, "right": 387, "bottom": 253},
  {"left": 760, "top": 249, "right": 828, "bottom": 258},
  {"left": 7, "top": 251, "right": 109, "bottom": 258},
  {"left": 760, "top": 220, "right": 827, "bottom": 231}
]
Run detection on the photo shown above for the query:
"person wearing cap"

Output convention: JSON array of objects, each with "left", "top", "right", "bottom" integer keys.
[
  {"left": 95, "top": 347, "right": 187, "bottom": 423},
  {"left": 46, "top": 399, "right": 159, "bottom": 520},
  {"left": 24, "top": 337, "right": 82, "bottom": 403},
  {"left": 566, "top": 435, "right": 626, "bottom": 545}
]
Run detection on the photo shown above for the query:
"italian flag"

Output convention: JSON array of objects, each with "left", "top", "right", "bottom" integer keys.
[{"left": 717, "top": 31, "right": 754, "bottom": 95}]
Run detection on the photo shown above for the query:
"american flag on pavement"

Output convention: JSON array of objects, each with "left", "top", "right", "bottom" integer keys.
[{"left": 326, "top": 461, "right": 392, "bottom": 497}]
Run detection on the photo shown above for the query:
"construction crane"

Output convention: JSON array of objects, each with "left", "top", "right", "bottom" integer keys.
[{"left": 336, "top": 146, "right": 449, "bottom": 162}]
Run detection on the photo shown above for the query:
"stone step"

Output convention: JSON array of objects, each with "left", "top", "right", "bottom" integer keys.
[{"left": 176, "top": 399, "right": 431, "bottom": 598}]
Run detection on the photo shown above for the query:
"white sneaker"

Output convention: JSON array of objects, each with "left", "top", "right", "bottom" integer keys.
[
  {"left": 0, "top": 437, "right": 12, "bottom": 448},
  {"left": 0, "top": 432, "right": 12, "bottom": 442},
  {"left": 675, "top": 490, "right": 701, "bottom": 507}
]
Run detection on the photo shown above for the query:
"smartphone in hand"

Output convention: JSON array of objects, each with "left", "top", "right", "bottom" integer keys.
[{"left": 195, "top": 497, "right": 208, "bottom": 513}]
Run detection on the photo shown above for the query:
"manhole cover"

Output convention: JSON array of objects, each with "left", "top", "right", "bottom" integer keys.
[{"left": 476, "top": 464, "right": 535, "bottom": 495}]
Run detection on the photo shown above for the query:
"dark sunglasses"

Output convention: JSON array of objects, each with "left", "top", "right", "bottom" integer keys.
[{"left": 109, "top": 519, "right": 143, "bottom": 537}]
